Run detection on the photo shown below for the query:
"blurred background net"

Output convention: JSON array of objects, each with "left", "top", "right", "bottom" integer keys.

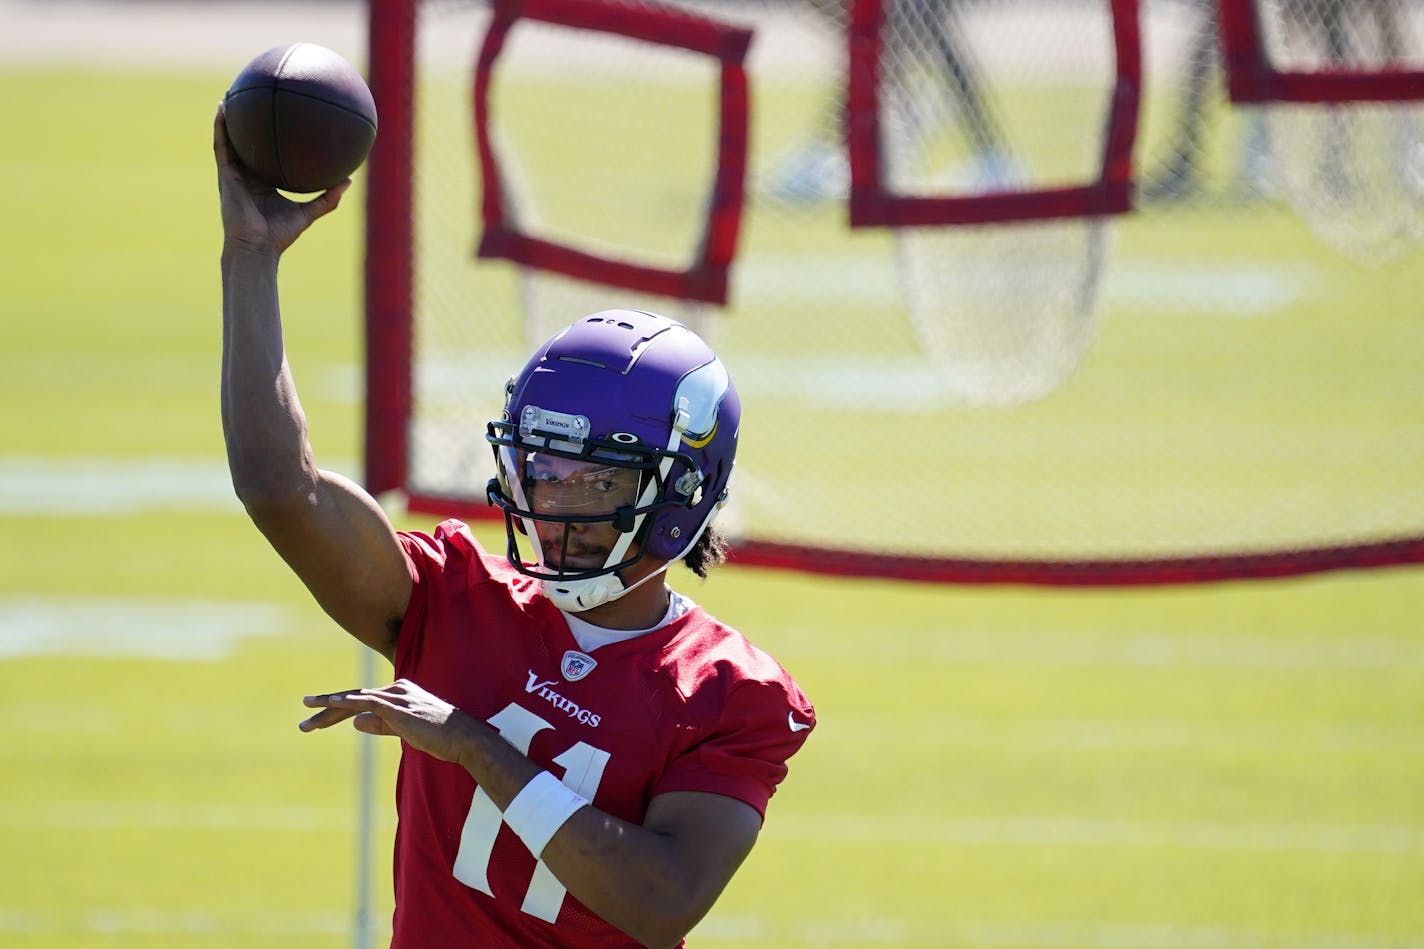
[
  {"left": 370, "top": 0, "right": 1424, "bottom": 580},
  {"left": 1256, "top": 0, "right": 1424, "bottom": 260}
]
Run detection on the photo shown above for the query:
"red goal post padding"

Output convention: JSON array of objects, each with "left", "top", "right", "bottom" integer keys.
[
  {"left": 1220, "top": 0, "right": 1424, "bottom": 102},
  {"left": 474, "top": 0, "right": 752, "bottom": 304},
  {"left": 365, "top": 0, "right": 417, "bottom": 498}
]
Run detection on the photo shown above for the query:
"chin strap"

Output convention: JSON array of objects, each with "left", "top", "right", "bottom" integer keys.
[{"left": 542, "top": 561, "right": 672, "bottom": 613}]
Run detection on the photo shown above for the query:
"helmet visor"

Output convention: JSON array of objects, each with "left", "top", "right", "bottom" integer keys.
[{"left": 523, "top": 453, "right": 642, "bottom": 516}]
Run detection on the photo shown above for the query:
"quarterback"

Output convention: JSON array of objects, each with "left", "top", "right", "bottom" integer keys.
[{"left": 214, "top": 106, "right": 814, "bottom": 948}]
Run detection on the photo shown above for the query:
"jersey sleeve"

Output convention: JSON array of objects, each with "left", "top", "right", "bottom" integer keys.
[
  {"left": 394, "top": 518, "right": 482, "bottom": 674},
  {"left": 653, "top": 668, "right": 816, "bottom": 820}
]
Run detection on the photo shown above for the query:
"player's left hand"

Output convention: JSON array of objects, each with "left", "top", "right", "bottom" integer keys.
[{"left": 299, "top": 679, "right": 475, "bottom": 765}]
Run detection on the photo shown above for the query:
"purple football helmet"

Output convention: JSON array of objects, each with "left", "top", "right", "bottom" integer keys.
[{"left": 486, "top": 310, "right": 740, "bottom": 611}]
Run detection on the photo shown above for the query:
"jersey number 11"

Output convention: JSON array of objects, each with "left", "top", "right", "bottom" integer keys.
[{"left": 452, "top": 702, "right": 611, "bottom": 922}]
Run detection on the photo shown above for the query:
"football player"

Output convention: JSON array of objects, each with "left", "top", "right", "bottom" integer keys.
[{"left": 214, "top": 105, "right": 815, "bottom": 948}]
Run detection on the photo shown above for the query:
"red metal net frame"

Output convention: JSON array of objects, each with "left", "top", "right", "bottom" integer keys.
[
  {"left": 474, "top": 0, "right": 752, "bottom": 304},
  {"left": 1218, "top": 0, "right": 1424, "bottom": 103},
  {"left": 846, "top": 0, "right": 1142, "bottom": 225}
]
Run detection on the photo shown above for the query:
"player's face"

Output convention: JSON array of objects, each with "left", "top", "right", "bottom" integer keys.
[{"left": 524, "top": 453, "right": 642, "bottom": 570}]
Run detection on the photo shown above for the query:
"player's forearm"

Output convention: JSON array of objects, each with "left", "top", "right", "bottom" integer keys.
[
  {"left": 447, "top": 721, "right": 710, "bottom": 947},
  {"left": 220, "top": 245, "right": 317, "bottom": 505},
  {"left": 542, "top": 809, "right": 715, "bottom": 949}
]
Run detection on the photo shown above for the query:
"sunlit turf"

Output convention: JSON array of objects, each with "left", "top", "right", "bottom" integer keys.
[{"left": 1, "top": 64, "right": 1421, "bottom": 949}]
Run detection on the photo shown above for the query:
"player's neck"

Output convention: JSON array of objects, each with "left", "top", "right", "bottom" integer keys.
[{"left": 579, "top": 577, "right": 671, "bottom": 631}]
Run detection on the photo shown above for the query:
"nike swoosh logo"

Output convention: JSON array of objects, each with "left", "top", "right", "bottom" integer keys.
[{"left": 788, "top": 711, "right": 811, "bottom": 733}]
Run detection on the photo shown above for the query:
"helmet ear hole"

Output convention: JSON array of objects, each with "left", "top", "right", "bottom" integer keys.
[{"left": 674, "top": 468, "right": 703, "bottom": 502}]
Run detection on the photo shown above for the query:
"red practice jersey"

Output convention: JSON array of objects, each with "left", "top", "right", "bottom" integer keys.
[{"left": 388, "top": 520, "right": 816, "bottom": 947}]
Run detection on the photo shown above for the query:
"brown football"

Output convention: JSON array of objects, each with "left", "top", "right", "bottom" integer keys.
[{"left": 223, "top": 43, "right": 377, "bottom": 194}]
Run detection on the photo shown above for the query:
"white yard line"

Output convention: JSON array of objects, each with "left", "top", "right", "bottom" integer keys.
[
  {"left": 0, "top": 456, "right": 239, "bottom": 515},
  {"left": 734, "top": 918, "right": 1424, "bottom": 948},
  {"left": 829, "top": 713, "right": 1424, "bottom": 755},
  {"left": 767, "top": 814, "right": 1424, "bottom": 855},
  {"left": 0, "top": 0, "right": 368, "bottom": 69},
  {"left": 0, "top": 801, "right": 385, "bottom": 832},
  {"left": 0, "top": 455, "right": 357, "bottom": 515},
  {"left": 0, "top": 908, "right": 367, "bottom": 936},
  {"left": 0, "top": 0, "right": 1281, "bottom": 79},
  {"left": 3, "top": 799, "right": 1414, "bottom": 856},
  {"left": 735, "top": 255, "right": 1315, "bottom": 315},
  {"left": 1, "top": 908, "right": 1416, "bottom": 947},
  {"left": 769, "top": 626, "right": 1424, "bottom": 672},
  {"left": 0, "top": 596, "right": 290, "bottom": 660}
]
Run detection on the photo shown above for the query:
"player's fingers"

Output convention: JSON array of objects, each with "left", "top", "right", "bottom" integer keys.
[
  {"left": 297, "top": 705, "right": 359, "bottom": 732},
  {"left": 311, "top": 688, "right": 407, "bottom": 718},
  {"left": 303, "top": 179, "right": 351, "bottom": 224},
  {"left": 303, "top": 689, "right": 360, "bottom": 708},
  {"left": 213, "top": 104, "right": 237, "bottom": 167},
  {"left": 298, "top": 686, "right": 397, "bottom": 728},
  {"left": 213, "top": 106, "right": 263, "bottom": 203},
  {"left": 304, "top": 688, "right": 390, "bottom": 710},
  {"left": 352, "top": 711, "right": 398, "bottom": 737}
]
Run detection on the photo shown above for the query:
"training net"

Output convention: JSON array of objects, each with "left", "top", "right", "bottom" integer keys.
[
  {"left": 365, "top": 0, "right": 1424, "bottom": 583},
  {"left": 1211, "top": 0, "right": 1424, "bottom": 263}
]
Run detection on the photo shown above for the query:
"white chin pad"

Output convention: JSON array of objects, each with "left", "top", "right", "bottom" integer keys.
[
  {"left": 542, "top": 562, "right": 674, "bottom": 613},
  {"left": 541, "top": 575, "right": 624, "bottom": 613}
]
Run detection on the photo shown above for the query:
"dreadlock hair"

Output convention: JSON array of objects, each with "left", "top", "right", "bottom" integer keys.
[{"left": 680, "top": 523, "right": 728, "bottom": 579}]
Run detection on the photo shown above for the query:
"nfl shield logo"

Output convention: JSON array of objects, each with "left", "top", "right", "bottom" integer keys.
[{"left": 561, "top": 650, "right": 597, "bottom": 682}]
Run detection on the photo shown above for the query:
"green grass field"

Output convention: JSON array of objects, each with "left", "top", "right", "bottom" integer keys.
[{"left": 2, "top": 49, "right": 1422, "bottom": 949}]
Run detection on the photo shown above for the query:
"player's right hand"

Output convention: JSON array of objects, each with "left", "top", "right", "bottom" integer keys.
[
  {"left": 299, "top": 680, "right": 480, "bottom": 768},
  {"left": 213, "top": 104, "right": 349, "bottom": 257}
]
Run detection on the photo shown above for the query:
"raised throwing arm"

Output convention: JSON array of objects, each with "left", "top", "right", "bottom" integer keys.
[{"left": 215, "top": 105, "right": 412, "bottom": 660}]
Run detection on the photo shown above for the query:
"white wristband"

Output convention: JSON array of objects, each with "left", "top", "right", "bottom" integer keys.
[{"left": 504, "top": 771, "right": 588, "bottom": 858}]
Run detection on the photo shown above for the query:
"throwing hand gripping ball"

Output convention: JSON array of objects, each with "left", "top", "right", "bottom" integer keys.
[{"left": 223, "top": 43, "right": 378, "bottom": 194}]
